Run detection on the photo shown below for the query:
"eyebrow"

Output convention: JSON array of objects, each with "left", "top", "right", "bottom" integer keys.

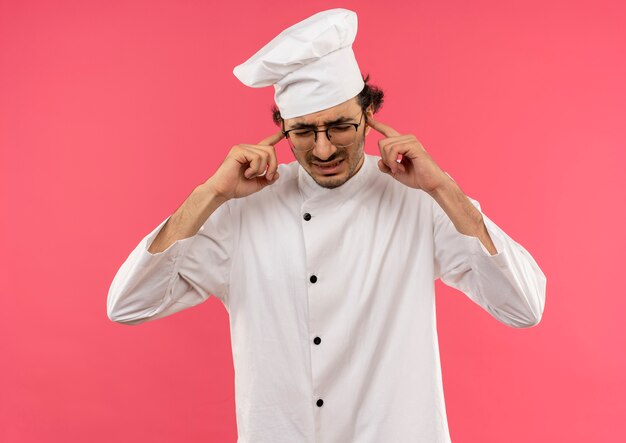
[{"left": 287, "top": 116, "right": 354, "bottom": 130}]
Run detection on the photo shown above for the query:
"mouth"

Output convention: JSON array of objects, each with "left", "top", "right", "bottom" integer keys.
[{"left": 312, "top": 159, "right": 344, "bottom": 175}]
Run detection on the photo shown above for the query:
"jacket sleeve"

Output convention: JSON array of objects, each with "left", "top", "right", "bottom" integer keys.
[
  {"left": 432, "top": 194, "right": 547, "bottom": 328},
  {"left": 107, "top": 200, "right": 233, "bottom": 325}
]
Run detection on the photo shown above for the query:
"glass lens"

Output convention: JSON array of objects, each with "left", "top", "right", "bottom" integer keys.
[
  {"left": 328, "top": 125, "right": 357, "bottom": 147},
  {"left": 290, "top": 130, "right": 315, "bottom": 151}
]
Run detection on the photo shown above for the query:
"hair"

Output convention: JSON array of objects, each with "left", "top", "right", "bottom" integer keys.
[{"left": 270, "top": 73, "right": 385, "bottom": 126}]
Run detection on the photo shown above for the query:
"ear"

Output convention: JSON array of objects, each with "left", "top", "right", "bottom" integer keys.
[{"left": 364, "top": 105, "right": 374, "bottom": 136}]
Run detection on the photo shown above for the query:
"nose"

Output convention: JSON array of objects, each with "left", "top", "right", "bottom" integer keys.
[{"left": 311, "top": 130, "right": 337, "bottom": 161}]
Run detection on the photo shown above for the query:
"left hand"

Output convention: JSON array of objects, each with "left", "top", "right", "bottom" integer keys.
[{"left": 367, "top": 116, "right": 451, "bottom": 194}]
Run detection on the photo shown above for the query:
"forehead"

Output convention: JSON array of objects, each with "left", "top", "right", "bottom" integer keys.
[{"left": 284, "top": 97, "right": 360, "bottom": 128}]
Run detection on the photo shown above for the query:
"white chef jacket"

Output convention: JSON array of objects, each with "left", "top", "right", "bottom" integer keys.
[{"left": 107, "top": 153, "right": 546, "bottom": 443}]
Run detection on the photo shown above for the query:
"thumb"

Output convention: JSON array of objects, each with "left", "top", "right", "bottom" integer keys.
[
  {"left": 378, "top": 158, "right": 391, "bottom": 174},
  {"left": 256, "top": 170, "right": 280, "bottom": 188}
]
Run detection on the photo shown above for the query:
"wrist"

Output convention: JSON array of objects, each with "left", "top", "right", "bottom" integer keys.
[
  {"left": 196, "top": 181, "right": 230, "bottom": 205},
  {"left": 428, "top": 173, "right": 457, "bottom": 200}
]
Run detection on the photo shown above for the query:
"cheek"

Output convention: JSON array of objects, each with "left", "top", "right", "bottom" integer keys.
[
  {"left": 291, "top": 148, "right": 304, "bottom": 162},
  {"left": 295, "top": 152, "right": 312, "bottom": 167}
]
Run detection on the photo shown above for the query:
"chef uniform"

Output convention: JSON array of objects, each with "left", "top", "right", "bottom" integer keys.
[{"left": 107, "top": 8, "right": 547, "bottom": 443}]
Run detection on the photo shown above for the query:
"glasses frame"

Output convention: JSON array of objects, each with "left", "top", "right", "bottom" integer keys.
[{"left": 281, "top": 111, "right": 365, "bottom": 152}]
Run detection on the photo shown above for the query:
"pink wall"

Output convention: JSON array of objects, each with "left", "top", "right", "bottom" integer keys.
[{"left": 1, "top": 0, "right": 624, "bottom": 441}]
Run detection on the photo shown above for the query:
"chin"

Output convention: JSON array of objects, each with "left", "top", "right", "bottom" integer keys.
[{"left": 312, "top": 172, "right": 349, "bottom": 189}]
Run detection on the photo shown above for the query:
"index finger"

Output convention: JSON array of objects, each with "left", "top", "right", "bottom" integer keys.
[
  {"left": 367, "top": 116, "right": 401, "bottom": 137},
  {"left": 258, "top": 129, "right": 285, "bottom": 146}
]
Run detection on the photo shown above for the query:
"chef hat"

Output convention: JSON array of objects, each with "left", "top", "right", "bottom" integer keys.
[{"left": 232, "top": 8, "right": 364, "bottom": 119}]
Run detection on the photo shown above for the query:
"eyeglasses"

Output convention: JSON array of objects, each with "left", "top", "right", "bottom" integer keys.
[{"left": 282, "top": 112, "right": 365, "bottom": 152}]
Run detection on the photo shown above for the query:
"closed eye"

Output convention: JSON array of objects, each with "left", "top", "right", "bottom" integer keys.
[
  {"left": 330, "top": 125, "right": 352, "bottom": 132},
  {"left": 293, "top": 130, "right": 314, "bottom": 136}
]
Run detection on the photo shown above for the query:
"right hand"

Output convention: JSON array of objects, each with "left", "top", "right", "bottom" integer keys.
[{"left": 203, "top": 129, "right": 285, "bottom": 201}]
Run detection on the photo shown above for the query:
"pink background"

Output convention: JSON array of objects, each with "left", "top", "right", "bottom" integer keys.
[{"left": 1, "top": 0, "right": 625, "bottom": 441}]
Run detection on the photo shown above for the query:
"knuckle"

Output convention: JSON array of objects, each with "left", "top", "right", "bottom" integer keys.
[{"left": 261, "top": 145, "right": 277, "bottom": 159}]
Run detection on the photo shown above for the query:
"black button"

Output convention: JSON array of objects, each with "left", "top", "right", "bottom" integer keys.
[
  {"left": 310, "top": 275, "right": 317, "bottom": 283},
  {"left": 316, "top": 399, "right": 324, "bottom": 407},
  {"left": 303, "top": 212, "right": 311, "bottom": 221},
  {"left": 313, "top": 336, "right": 321, "bottom": 345}
]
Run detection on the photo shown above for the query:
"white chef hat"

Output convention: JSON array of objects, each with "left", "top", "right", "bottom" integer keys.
[{"left": 232, "top": 8, "right": 364, "bottom": 119}]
